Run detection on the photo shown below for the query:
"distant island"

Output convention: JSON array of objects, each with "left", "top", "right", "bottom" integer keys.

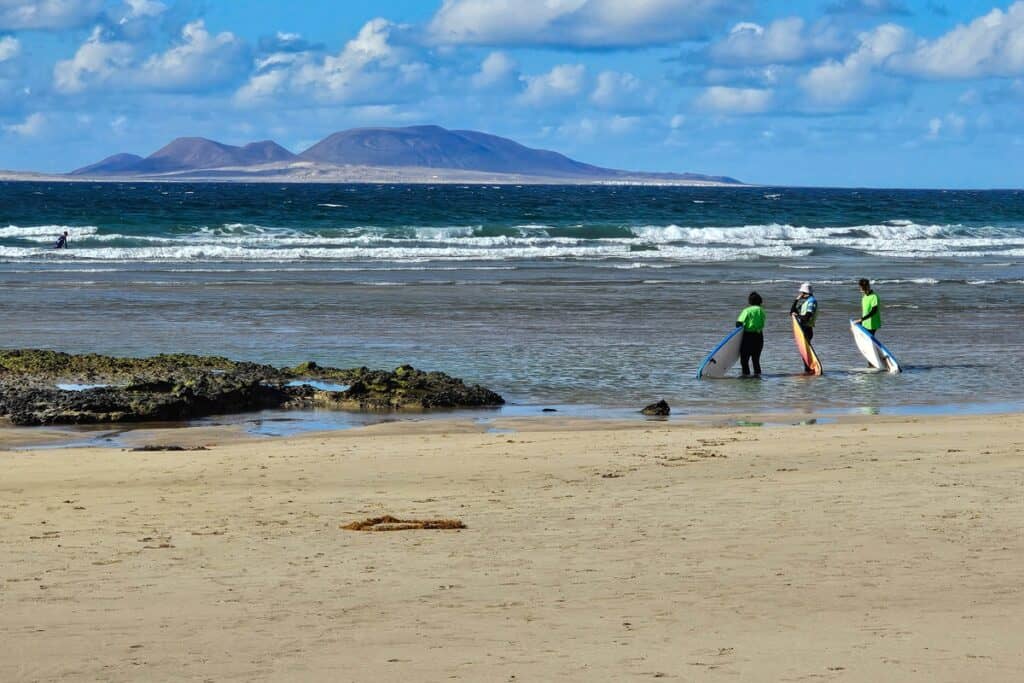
[{"left": 8, "top": 125, "right": 741, "bottom": 186}]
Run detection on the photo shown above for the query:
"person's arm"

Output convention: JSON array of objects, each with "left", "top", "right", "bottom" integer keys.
[
  {"left": 858, "top": 304, "right": 878, "bottom": 323},
  {"left": 790, "top": 299, "right": 800, "bottom": 315}
]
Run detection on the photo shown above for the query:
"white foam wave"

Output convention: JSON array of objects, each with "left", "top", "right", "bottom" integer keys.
[
  {"left": 0, "top": 243, "right": 807, "bottom": 263},
  {"left": 0, "top": 225, "right": 99, "bottom": 238},
  {"left": 2, "top": 221, "right": 1023, "bottom": 263}
]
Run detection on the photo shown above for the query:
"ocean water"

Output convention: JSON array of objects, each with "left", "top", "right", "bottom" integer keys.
[{"left": 1, "top": 181, "right": 1022, "bottom": 415}]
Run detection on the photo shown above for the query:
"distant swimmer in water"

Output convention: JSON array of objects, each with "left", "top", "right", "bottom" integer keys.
[
  {"left": 54, "top": 231, "right": 69, "bottom": 250},
  {"left": 790, "top": 282, "right": 819, "bottom": 373},
  {"left": 855, "top": 278, "right": 882, "bottom": 336},
  {"left": 736, "top": 291, "right": 765, "bottom": 377}
]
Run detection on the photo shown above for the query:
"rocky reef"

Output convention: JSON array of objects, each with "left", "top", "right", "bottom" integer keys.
[{"left": 0, "top": 350, "right": 503, "bottom": 426}]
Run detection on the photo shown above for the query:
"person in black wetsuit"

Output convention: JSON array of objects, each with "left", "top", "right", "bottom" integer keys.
[{"left": 54, "top": 231, "right": 69, "bottom": 249}]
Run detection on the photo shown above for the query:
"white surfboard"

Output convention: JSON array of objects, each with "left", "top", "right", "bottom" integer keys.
[
  {"left": 697, "top": 327, "right": 744, "bottom": 379},
  {"left": 850, "top": 320, "right": 901, "bottom": 373}
]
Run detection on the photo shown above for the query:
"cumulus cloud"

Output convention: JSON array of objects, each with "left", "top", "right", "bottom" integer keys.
[
  {"left": 4, "top": 111, "right": 44, "bottom": 136},
  {"left": 0, "top": 0, "right": 103, "bottom": 31},
  {"left": 53, "top": 27, "right": 134, "bottom": 93},
  {"left": 428, "top": 0, "right": 737, "bottom": 49},
  {"left": 800, "top": 23, "right": 910, "bottom": 108},
  {"left": 519, "top": 63, "right": 586, "bottom": 106},
  {"left": 892, "top": 2, "right": 1024, "bottom": 79},
  {"left": 54, "top": 20, "right": 248, "bottom": 94},
  {"left": 0, "top": 34, "right": 18, "bottom": 62},
  {"left": 696, "top": 85, "right": 773, "bottom": 114},
  {"left": 471, "top": 51, "right": 517, "bottom": 89},
  {"left": 590, "top": 70, "right": 653, "bottom": 111},
  {"left": 708, "top": 18, "right": 846, "bottom": 65},
  {"left": 136, "top": 20, "right": 248, "bottom": 91},
  {"left": 926, "top": 112, "right": 966, "bottom": 139},
  {"left": 236, "top": 19, "right": 431, "bottom": 106},
  {"left": 258, "top": 31, "right": 323, "bottom": 54}
]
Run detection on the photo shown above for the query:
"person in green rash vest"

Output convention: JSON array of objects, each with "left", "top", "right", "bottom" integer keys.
[
  {"left": 856, "top": 278, "right": 882, "bottom": 335},
  {"left": 736, "top": 291, "right": 765, "bottom": 377}
]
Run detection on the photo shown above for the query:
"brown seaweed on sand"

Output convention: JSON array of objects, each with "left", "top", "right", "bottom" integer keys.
[{"left": 341, "top": 515, "right": 466, "bottom": 531}]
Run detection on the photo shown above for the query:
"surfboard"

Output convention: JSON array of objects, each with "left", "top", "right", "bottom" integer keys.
[
  {"left": 850, "top": 320, "right": 901, "bottom": 373},
  {"left": 791, "top": 314, "right": 823, "bottom": 375},
  {"left": 697, "top": 327, "right": 744, "bottom": 379}
]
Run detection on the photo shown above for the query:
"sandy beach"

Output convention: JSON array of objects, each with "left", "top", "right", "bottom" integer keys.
[{"left": 1, "top": 413, "right": 1022, "bottom": 681}]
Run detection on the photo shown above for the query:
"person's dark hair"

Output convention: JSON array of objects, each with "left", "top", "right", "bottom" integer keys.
[
  {"left": 858, "top": 278, "right": 870, "bottom": 289},
  {"left": 748, "top": 291, "right": 762, "bottom": 306}
]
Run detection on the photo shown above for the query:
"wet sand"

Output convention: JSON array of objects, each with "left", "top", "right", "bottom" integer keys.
[{"left": 2, "top": 413, "right": 1023, "bottom": 681}]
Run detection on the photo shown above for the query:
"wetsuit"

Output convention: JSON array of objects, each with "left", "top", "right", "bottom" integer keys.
[{"left": 54, "top": 234, "right": 68, "bottom": 249}]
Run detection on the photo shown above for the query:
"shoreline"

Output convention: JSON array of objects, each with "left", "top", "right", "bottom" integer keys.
[
  {"left": 3, "top": 398, "right": 1021, "bottom": 451},
  {"left": 0, "top": 171, "right": 745, "bottom": 187},
  {"left": 2, "top": 411, "right": 1022, "bottom": 680}
]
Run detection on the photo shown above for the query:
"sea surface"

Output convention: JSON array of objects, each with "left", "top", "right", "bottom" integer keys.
[{"left": 1, "top": 181, "right": 1022, "bottom": 416}]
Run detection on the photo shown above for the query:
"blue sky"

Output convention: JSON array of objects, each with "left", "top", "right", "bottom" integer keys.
[{"left": 2, "top": 0, "right": 1024, "bottom": 187}]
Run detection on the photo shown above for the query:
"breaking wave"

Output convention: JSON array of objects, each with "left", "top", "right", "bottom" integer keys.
[{"left": 1, "top": 221, "right": 1022, "bottom": 262}]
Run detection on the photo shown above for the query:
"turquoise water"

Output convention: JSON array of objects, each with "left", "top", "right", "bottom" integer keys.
[{"left": 1, "top": 182, "right": 1022, "bottom": 414}]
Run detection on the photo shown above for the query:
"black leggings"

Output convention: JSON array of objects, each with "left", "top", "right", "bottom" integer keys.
[
  {"left": 800, "top": 325, "right": 814, "bottom": 372},
  {"left": 740, "top": 331, "right": 763, "bottom": 376}
]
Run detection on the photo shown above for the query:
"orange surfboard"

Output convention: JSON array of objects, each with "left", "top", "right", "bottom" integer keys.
[{"left": 791, "top": 314, "right": 823, "bottom": 375}]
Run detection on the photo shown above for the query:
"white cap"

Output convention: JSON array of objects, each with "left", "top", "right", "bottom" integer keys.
[{"left": 799, "top": 282, "right": 813, "bottom": 294}]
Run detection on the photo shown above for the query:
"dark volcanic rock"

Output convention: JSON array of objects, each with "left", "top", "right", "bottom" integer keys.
[
  {"left": 641, "top": 400, "right": 671, "bottom": 417},
  {"left": 282, "top": 363, "right": 505, "bottom": 411},
  {"left": 0, "top": 350, "right": 503, "bottom": 426}
]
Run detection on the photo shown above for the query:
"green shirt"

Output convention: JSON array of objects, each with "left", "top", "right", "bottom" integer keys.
[
  {"left": 737, "top": 305, "right": 765, "bottom": 333},
  {"left": 861, "top": 292, "right": 882, "bottom": 331}
]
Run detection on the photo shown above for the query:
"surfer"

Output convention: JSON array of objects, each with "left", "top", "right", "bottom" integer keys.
[
  {"left": 790, "top": 283, "right": 819, "bottom": 373},
  {"left": 855, "top": 278, "right": 882, "bottom": 336},
  {"left": 54, "top": 231, "right": 69, "bottom": 250},
  {"left": 736, "top": 291, "right": 765, "bottom": 377}
]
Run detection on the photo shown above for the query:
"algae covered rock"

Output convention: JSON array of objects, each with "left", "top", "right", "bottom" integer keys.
[{"left": 0, "top": 349, "right": 503, "bottom": 426}]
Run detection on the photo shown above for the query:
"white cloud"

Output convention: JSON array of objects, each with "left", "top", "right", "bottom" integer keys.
[
  {"left": 892, "top": 2, "right": 1024, "bottom": 79},
  {"left": 590, "top": 70, "right": 653, "bottom": 111},
  {"left": 800, "top": 23, "right": 910, "bottom": 108},
  {"left": 472, "top": 51, "right": 517, "bottom": 89},
  {"left": 696, "top": 85, "right": 773, "bottom": 114},
  {"left": 4, "top": 111, "right": 44, "bottom": 136},
  {"left": 709, "top": 17, "right": 846, "bottom": 65},
  {"left": 0, "top": 35, "right": 19, "bottom": 62},
  {"left": 557, "top": 114, "right": 642, "bottom": 140},
  {"left": 54, "top": 21, "right": 248, "bottom": 94},
  {"left": 237, "top": 19, "right": 430, "bottom": 106},
  {"left": 926, "top": 112, "right": 966, "bottom": 139},
  {"left": 53, "top": 27, "right": 134, "bottom": 93},
  {"left": 122, "top": 0, "right": 165, "bottom": 19},
  {"left": 429, "top": 0, "right": 736, "bottom": 49},
  {"left": 519, "top": 63, "right": 586, "bottom": 106},
  {"left": 135, "top": 20, "right": 248, "bottom": 91},
  {"left": 0, "top": 0, "right": 103, "bottom": 31}
]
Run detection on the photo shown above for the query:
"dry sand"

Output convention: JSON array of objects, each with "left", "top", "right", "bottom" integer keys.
[{"left": 1, "top": 413, "right": 1023, "bottom": 682}]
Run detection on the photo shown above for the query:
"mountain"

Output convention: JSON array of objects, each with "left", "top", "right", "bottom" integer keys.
[
  {"left": 71, "top": 138, "right": 296, "bottom": 175},
  {"left": 299, "top": 125, "right": 608, "bottom": 178},
  {"left": 69, "top": 126, "right": 741, "bottom": 184},
  {"left": 70, "top": 153, "right": 145, "bottom": 176}
]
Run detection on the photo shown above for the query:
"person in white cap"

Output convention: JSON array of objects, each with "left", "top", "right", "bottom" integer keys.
[{"left": 790, "top": 282, "right": 819, "bottom": 373}]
